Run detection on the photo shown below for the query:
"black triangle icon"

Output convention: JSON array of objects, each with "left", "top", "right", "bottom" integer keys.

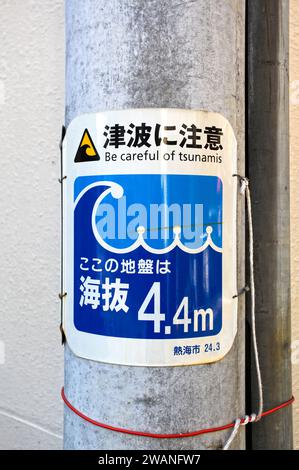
[{"left": 74, "top": 129, "right": 100, "bottom": 162}]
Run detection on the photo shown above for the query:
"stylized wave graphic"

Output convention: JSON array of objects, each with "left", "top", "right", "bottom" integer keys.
[
  {"left": 74, "top": 181, "right": 222, "bottom": 255},
  {"left": 74, "top": 144, "right": 100, "bottom": 162}
]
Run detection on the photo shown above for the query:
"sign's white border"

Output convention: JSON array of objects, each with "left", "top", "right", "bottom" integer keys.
[{"left": 62, "top": 108, "right": 238, "bottom": 366}]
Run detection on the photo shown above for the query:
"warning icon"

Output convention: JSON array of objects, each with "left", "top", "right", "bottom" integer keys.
[{"left": 74, "top": 129, "right": 100, "bottom": 162}]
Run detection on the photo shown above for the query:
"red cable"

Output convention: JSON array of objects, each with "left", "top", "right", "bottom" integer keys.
[{"left": 61, "top": 387, "right": 294, "bottom": 439}]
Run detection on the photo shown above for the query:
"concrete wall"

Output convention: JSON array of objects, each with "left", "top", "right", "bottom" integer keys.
[
  {"left": 0, "top": 0, "right": 298, "bottom": 450},
  {"left": 290, "top": 0, "right": 299, "bottom": 451},
  {"left": 0, "top": 0, "right": 64, "bottom": 449}
]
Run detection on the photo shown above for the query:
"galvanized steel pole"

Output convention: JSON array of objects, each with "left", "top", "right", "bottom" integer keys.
[{"left": 64, "top": 0, "right": 245, "bottom": 450}]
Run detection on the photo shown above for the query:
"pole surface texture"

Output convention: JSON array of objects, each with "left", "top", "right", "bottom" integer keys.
[
  {"left": 248, "top": 0, "right": 292, "bottom": 449},
  {"left": 64, "top": 0, "right": 245, "bottom": 450}
]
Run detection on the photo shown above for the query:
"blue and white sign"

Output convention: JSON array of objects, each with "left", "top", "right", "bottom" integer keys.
[{"left": 63, "top": 109, "right": 237, "bottom": 366}]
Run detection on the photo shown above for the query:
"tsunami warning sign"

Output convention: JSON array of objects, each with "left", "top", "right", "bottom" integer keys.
[{"left": 62, "top": 108, "right": 238, "bottom": 366}]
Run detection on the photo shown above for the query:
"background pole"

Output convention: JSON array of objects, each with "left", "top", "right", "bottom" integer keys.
[
  {"left": 64, "top": 0, "right": 246, "bottom": 450},
  {"left": 247, "top": 0, "right": 292, "bottom": 450}
]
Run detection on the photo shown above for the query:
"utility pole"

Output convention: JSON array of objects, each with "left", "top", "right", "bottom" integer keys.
[
  {"left": 247, "top": 0, "right": 292, "bottom": 449},
  {"left": 64, "top": 0, "right": 245, "bottom": 450}
]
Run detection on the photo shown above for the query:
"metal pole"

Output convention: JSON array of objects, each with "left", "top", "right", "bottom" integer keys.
[
  {"left": 247, "top": 0, "right": 292, "bottom": 450},
  {"left": 64, "top": 0, "right": 246, "bottom": 450}
]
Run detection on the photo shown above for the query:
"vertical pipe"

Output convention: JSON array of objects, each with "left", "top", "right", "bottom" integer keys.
[
  {"left": 247, "top": 0, "right": 292, "bottom": 449},
  {"left": 64, "top": 0, "right": 245, "bottom": 450}
]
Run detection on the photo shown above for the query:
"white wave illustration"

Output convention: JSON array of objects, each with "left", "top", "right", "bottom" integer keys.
[{"left": 74, "top": 181, "right": 222, "bottom": 255}]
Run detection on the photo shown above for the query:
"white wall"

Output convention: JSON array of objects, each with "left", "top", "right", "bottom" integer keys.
[
  {"left": 0, "top": 0, "right": 64, "bottom": 449},
  {"left": 290, "top": 0, "right": 299, "bottom": 451}
]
